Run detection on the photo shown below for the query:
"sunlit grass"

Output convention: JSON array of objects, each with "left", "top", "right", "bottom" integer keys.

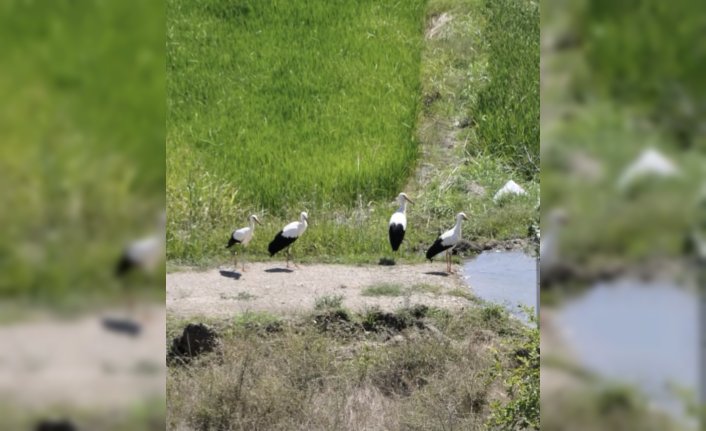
[
  {"left": 0, "top": 0, "right": 165, "bottom": 305},
  {"left": 167, "top": 0, "right": 540, "bottom": 266}
]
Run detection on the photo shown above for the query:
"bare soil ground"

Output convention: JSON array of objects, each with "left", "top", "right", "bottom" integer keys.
[
  {"left": 167, "top": 262, "right": 473, "bottom": 318},
  {"left": 0, "top": 305, "right": 165, "bottom": 410}
]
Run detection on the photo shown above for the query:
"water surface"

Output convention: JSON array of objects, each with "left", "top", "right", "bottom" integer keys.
[
  {"left": 556, "top": 279, "right": 698, "bottom": 422},
  {"left": 462, "top": 250, "right": 538, "bottom": 320}
]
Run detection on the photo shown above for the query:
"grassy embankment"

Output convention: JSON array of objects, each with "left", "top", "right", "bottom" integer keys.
[
  {"left": 0, "top": 0, "right": 165, "bottom": 308},
  {"left": 167, "top": 0, "right": 539, "bottom": 267},
  {"left": 167, "top": 301, "right": 538, "bottom": 430}
]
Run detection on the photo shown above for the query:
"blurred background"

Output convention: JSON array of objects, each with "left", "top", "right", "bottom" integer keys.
[
  {"left": 0, "top": 0, "right": 165, "bottom": 429},
  {"left": 541, "top": 0, "right": 705, "bottom": 429}
]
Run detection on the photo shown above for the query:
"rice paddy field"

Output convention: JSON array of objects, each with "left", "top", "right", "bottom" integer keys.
[
  {"left": 0, "top": 0, "right": 165, "bottom": 306},
  {"left": 167, "top": 0, "right": 540, "bottom": 266}
]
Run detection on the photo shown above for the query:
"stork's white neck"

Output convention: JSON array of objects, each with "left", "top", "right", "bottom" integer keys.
[
  {"left": 454, "top": 217, "right": 464, "bottom": 235},
  {"left": 249, "top": 218, "right": 256, "bottom": 230},
  {"left": 397, "top": 200, "right": 408, "bottom": 214}
]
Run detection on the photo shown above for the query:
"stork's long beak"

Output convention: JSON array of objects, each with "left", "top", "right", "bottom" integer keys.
[
  {"left": 405, "top": 196, "right": 415, "bottom": 204},
  {"left": 255, "top": 218, "right": 262, "bottom": 225}
]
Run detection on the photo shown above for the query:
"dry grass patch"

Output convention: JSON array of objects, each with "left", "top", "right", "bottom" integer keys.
[{"left": 167, "top": 304, "right": 536, "bottom": 430}]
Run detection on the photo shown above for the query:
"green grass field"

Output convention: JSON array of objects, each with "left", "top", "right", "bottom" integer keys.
[
  {"left": 168, "top": 0, "right": 425, "bottom": 210},
  {"left": 0, "top": 0, "right": 165, "bottom": 306},
  {"left": 167, "top": 0, "right": 540, "bottom": 266}
]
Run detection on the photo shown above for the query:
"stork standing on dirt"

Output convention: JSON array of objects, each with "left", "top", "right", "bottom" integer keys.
[
  {"left": 388, "top": 193, "right": 414, "bottom": 257},
  {"left": 268, "top": 211, "right": 308, "bottom": 268},
  {"left": 425, "top": 212, "right": 468, "bottom": 273},
  {"left": 116, "top": 212, "right": 166, "bottom": 277},
  {"left": 226, "top": 214, "right": 262, "bottom": 271},
  {"left": 114, "top": 212, "right": 166, "bottom": 319}
]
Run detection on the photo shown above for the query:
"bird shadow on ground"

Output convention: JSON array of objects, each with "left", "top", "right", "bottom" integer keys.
[
  {"left": 219, "top": 270, "right": 242, "bottom": 279},
  {"left": 425, "top": 271, "right": 450, "bottom": 277},
  {"left": 265, "top": 267, "right": 294, "bottom": 273},
  {"left": 378, "top": 257, "right": 396, "bottom": 266},
  {"left": 101, "top": 317, "right": 142, "bottom": 337}
]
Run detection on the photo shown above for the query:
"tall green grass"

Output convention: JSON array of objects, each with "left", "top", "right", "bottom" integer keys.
[
  {"left": 472, "top": 0, "right": 540, "bottom": 179},
  {"left": 0, "top": 0, "right": 165, "bottom": 305},
  {"left": 168, "top": 0, "right": 426, "bottom": 211},
  {"left": 167, "top": 0, "right": 540, "bottom": 265},
  {"left": 581, "top": 0, "right": 705, "bottom": 149}
]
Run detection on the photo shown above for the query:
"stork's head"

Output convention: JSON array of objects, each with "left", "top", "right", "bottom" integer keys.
[
  {"left": 457, "top": 212, "right": 469, "bottom": 222},
  {"left": 300, "top": 211, "right": 309, "bottom": 222},
  {"left": 397, "top": 192, "right": 414, "bottom": 205},
  {"left": 249, "top": 214, "right": 262, "bottom": 225}
]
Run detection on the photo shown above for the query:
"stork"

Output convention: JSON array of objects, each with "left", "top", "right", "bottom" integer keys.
[
  {"left": 425, "top": 212, "right": 468, "bottom": 273},
  {"left": 114, "top": 212, "right": 165, "bottom": 318},
  {"left": 225, "top": 214, "right": 262, "bottom": 271},
  {"left": 389, "top": 193, "right": 414, "bottom": 257},
  {"left": 115, "top": 212, "right": 166, "bottom": 277},
  {"left": 268, "top": 211, "right": 308, "bottom": 268}
]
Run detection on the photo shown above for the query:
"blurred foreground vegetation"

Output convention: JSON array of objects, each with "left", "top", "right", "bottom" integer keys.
[
  {"left": 541, "top": 0, "right": 706, "bottom": 269},
  {"left": 0, "top": 0, "right": 165, "bottom": 307}
]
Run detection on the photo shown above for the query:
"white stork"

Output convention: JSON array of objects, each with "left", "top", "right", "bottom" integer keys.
[
  {"left": 268, "top": 211, "right": 308, "bottom": 268},
  {"left": 225, "top": 214, "right": 262, "bottom": 271},
  {"left": 115, "top": 212, "right": 165, "bottom": 316},
  {"left": 389, "top": 192, "right": 414, "bottom": 254},
  {"left": 425, "top": 212, "right": 468, "bottom": 273},
  {"left": 116, "top": 213, "right": 166, "bottom": 277}
]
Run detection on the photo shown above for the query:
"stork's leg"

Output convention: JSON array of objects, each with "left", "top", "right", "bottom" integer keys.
[
  {"left": 286, "top": 247, "right": 291, "bottom": 268},
  {"left": 232, "top": 250, "right": 238, "bottom": 271},
  {"left": 291, "top": 246, "right": 300, "bottom": 269},
  {"left": 449, "top": 251, "right": 456, "bottom": 274},
  {"left": 446, "top": 251, "right": 451, "bottom": 273},
  {"left": 241, "top": 249, "right": 247, "bottom": 272}
]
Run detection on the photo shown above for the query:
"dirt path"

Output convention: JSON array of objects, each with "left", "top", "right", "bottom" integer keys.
[
  {"left": 0, "top": 305, "right": 165, "bottom": 410},
  {"left": 167, "top": 263, "right": 473, "bottom": 318}
]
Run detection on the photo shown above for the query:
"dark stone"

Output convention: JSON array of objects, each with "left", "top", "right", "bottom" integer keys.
[
  {"left": 552, "top": 31, "right": 582, "bottom": 51},
  {"left": 313, "top": 309, "right": 362, "bottom": 337},
  {"left": 408, "top": 304, "right": 429, "bottom": 319},
  {"left": 456, "top": 117, "right": 475, "bottom": 128},
  {"left": 423, "top": 90, "right": 441, "bottom": 108},
  {"left": 453, "top": 239, "right": 482, "bottom": 254},
  {"left": 362, "top": 311, "right": 410, "bottom": 333},
  {"left": 35, "top": 419, "right": 77, "bottom": 431},
  {"left": 170, "top": 323, "right": 220, "bottom": 359},
  {"left": 483, "top": 239, "right": 499, "bottom": 250}
]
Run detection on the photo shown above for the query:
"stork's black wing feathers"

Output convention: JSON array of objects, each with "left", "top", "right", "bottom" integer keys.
[
  {"left": 226, "top": 235, "right": 241, "bottom": 249},
  {"left": 268, "top": 230, "right": 297, "bottom": 256},
  {"left": 115, "top": 253, "right": 135, "bottom": 276},
  {"left": 426, "top": 237, "right": 452, "bottom": 261},
  {"left": 388, "top": 223, "right": 405, "bottom": 251}
]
